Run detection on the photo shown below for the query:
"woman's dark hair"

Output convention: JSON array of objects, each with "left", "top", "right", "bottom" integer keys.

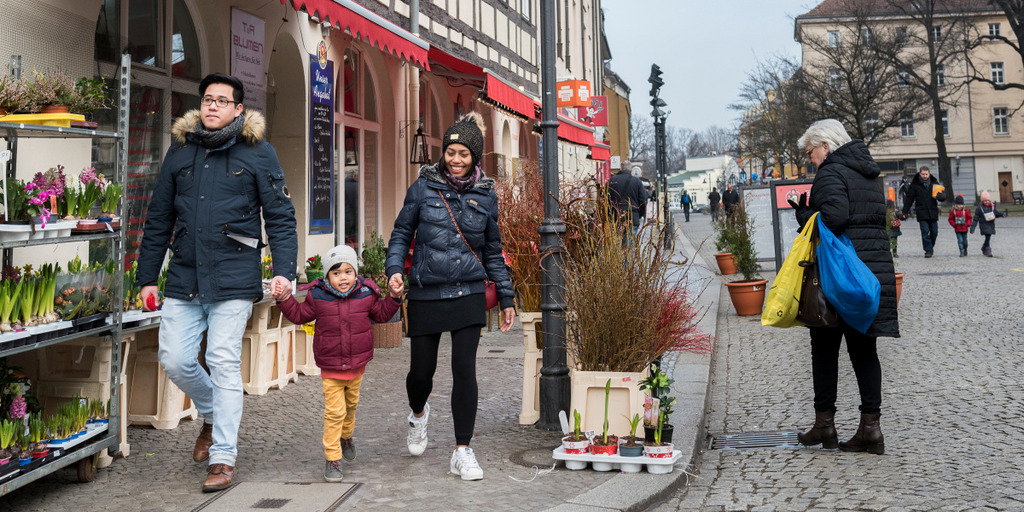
[{"left": 199, "top": 73, "right": 245, "bottom": 104}]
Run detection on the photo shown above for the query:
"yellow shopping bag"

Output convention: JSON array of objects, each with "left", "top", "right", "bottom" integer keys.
[{"left": 761, "top": 212, "right": 818, "bottom": 328}]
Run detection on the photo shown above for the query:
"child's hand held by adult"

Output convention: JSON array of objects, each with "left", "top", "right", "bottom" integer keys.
[{"left": 388, "top": 277, "right": 404, "bottom": 298}]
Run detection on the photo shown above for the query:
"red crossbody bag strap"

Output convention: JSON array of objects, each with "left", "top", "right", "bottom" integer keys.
[{"left": 437, "top": 190, "right": 499, "bottom": 309}]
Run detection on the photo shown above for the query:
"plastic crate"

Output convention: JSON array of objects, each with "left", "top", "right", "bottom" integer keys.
[
  {"left": 37, "top": 336, "right": 112, "bottom": 383},
  {"left": 569, "top": 369, "right": 649, "bottom": 437},
  {"left": 125, "top": 328, "right": 198, "bottom": 429},
  {"left": 293, "top": 325, "right": 319, "bottom": 376}
]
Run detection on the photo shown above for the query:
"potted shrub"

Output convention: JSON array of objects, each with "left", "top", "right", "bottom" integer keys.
[
  {"left": 712, "top": 218, "right": 737, "bottom": 275},
  {"left": 561, "top": 409, "right": 590, "bottom": 454},
  {"left": 25, "top": 70, "right": 76, "bottom": 114},
  {"left": 563, "top": 196, "right": 712, "bottom": 435},
  {"left": 721, "top": 202, "right": 768, "bottom": 316},
  {"left": 640, "top": 364, "right": 676, "bottom": 444},
  {"left": 362, "top": 230, "right": 402, "bottom": 348},
  {"left": 588, "top": 379, "right": 618, "bottom": 456},
  {"left": 70, "top": 77, "right": 111, "bottom": 115},
  {"left": 0, "top": 73, "right": 28, "bottom": 116}
]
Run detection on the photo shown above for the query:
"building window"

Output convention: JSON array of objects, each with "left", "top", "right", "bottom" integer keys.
[
  {"left": 936, "top": 64, "right": 945, "bottom": 87},
  {"left": 829, "top": 68, "right": 843, "bottom": 90},
  {"left": 989, "top": 23, "right": 1001, "bottom": 36},
  {"left": 863, "top": 69, "right": 877, "bottom": 88},
  {"left": 828, "top": 30, "right": 840, "bottom": 48},
  {"left": 898, "top": 69, "right": 911, "bottom": 87},
  {"left": 895, "top": 26, "right": 908, "bottom": 45},
  {"left": 861, "top": 28, "right": 873, "bottom": 46},
  {"left": 991, "top": 62, "right": 1005, "bottom": 84},
  {"left": 994, "top": 107, "right": 1009, "bottom": 134},
  {"left": 901, "top": 115, "right": 915, "bottom": 138},
  {"left": 932, "top": 25, "right": 942, "bottom": 41},
  {"left": 941, "top": 109, "right": 950, "bottom": 137},
  {"left": 866, "top": 111, "right": 881, "bottom": 136},
  {"left": 522, "top": 0, "right": 531, "bottom": 21}
]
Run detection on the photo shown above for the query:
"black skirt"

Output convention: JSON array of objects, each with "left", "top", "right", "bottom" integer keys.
[{"left": 406, "top": 295, "right": 487, "bottom": 337}]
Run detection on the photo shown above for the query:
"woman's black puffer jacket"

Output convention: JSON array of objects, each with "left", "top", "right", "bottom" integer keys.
[{"left": 796, "top": 140, "right": 900, "bottom": 338}]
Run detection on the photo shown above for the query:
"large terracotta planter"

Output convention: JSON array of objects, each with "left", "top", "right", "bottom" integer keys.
[
  {"left": 714, "top": 253, "right": 737, "bottom": 275},
  {"left": 724, "top": 279, "right": 769, "bottom": 316},
  {"left": 895, "top": 273, "right": 904, "bottom": 307}
]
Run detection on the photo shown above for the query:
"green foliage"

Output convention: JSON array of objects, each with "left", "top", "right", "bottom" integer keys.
[
  {"left": 71, "top": 77, "right": 111, "bottom": 113},
  {"left": 573, "top": 409, "right": 582, "bottom": 439},
  {"left": 0, "top": 72, "right": 28, "bottom": 113},
  {"left": 602, "top": 378, "right": 611, "bottom": 444},
  {"left": 360, "top": 231, "right": 388, "bottom": 292},
  {"left": 626, "top": 413, "right": 642, "bottom": 438},
  {"left": 0, "top": 419, "right": 16, "bottom": 449},
  {"left": 101, "top": 182, "right": 122, "bottom": 215},
  {"left": 654, "top": 411, "right": 665, "bottom": 445},
  {"left": 720, "top": 201, "right": 760, "bottom": 281},
  {"left": 4, "top": 178, "right": 32, "bottom": 221},
  {"left": 26, "top": 70, "right": 76, "bottom": 110},
  {"left": 640, "top": 364, "right": 676, "bottom": 425}
]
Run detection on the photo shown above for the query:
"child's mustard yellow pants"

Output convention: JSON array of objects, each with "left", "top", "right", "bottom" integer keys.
[{"left": 322, "top": 375, "right": 362, "bottom": 461}]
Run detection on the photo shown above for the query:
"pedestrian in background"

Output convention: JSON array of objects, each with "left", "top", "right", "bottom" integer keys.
[
  {"left": 608, "top": 166, "right": 648, "bottom": 237},
  {"left": 708, "top": 187, "right": 721, "bottom": 222},
  {"left": 969, "top": 190, "right": 1005, "bottom": 257},
  {"left": 680, "top": 189, "right": 691, "bottom": 222},
  {"left": 948, "top": 194, "right": 972, "bottom": 257},
  {"left": 900, "top": 166, "right": 947, "bottom": 258},
  {"left": 794, "top": 119, "right": 899, "bottom": 455},
  {"left": 272, "top": 245, "right": 403, "bottom": 483},
  {"left": 136, "top": 73, "right": 298, "bottom": 492},
  {"left": 722, "top": 183, "right": 740, "bottom": 218},
  {"left": 886, "top": 199, "right": 901, "bottom": 258},
  {"left": 385, "top": 112, "right": 516, "bottom": 481}
]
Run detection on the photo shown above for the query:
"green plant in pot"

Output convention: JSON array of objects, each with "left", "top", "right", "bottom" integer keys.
[
  {"left": 560, "top": 409, "right": 591, "bottom": 455},
  {"left": 304, "top": 254, "right": 323, "bottom": 282},
  {"left": 588, "top": 379, "right": 619, "bottom": 455},
  {"left": 640, "top": 364, "right": 676, "bottom": 444},
  {"left": 28, "top": 416, "right": 48, "bottom": 456},
  {"left": 0, "top": 72, "right": 28, "bottom": 115},
  {"left": 71, "top": 77, "right": 111, "bottom": 114},
  {"left": 721, "top": 201, "right": 768, "bottom": 316},
  {"left": 25, "top": 70, "right": 76, "bottom": 113},
  {"left": 0, "top": 419, "right": 17, "bottom": 462},
  {"left": 618, "top": 413, "right": 645, "bottom": 457}
]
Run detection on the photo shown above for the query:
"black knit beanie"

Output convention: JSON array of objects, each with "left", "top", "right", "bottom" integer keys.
[
  {"left": 442, "top": 112, "right": 485, "bottom": 168},
  {"left": 955, "top": 194, "right": 964, "bottom": 204}
]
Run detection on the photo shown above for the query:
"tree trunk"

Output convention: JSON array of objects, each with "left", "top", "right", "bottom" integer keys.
[{"left": 929, "top": 96, "right": 952, "bottom": 206}]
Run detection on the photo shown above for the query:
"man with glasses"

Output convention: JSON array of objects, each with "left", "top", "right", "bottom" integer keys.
[{"left": 136, "top": 73, "right": 297, "bottom": 492}]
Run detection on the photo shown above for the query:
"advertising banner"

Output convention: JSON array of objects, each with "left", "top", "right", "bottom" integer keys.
[
  {"left": 230, "top": 8, "right": 266, "bottom": 113},
  {"left": 309, "top": 43, "right": 334, "bottom": 234}
]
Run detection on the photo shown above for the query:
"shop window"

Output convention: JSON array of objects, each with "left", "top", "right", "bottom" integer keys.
[{"left": 343, "top": 49, "right": 360, "bottom": 116}]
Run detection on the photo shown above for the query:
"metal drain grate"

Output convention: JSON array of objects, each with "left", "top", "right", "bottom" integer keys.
[
  {"left": 710, "top": 431, "right": 801, "bottom": 450},
  {"left": 251, "top": 498, "right": 291, "bottom": 509},
  {"left": 917, "top": 272, "right": 968, "bottom": 276}
]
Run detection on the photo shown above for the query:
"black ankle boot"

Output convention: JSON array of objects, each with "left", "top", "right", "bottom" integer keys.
[
  {"left": 797, "top": 410, "right": 838, "bottom": 449},
  {"left": 839, "top": 412, "right": 885, "bottom": 454}
]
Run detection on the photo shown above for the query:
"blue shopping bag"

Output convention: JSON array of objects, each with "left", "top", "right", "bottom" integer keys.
[{"left": 814, "top": 215, "right": 880, "bottom": 334}]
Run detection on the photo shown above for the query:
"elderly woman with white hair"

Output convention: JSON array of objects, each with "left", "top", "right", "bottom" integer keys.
[{"left": 790, "top": 119, "right": 899, "bottom": 455}]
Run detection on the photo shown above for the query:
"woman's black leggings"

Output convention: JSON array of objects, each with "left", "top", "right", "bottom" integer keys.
[
  {"left": 406, "top": 325, "right": 481, "bottom": 445},
  {"left": 808, "top": 325, "right": 882, "bottom": 415}
]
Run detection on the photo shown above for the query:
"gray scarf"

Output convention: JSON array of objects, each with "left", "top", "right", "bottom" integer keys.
[{"left": 193, "top": 114, "right": 245, "bottom": 149}]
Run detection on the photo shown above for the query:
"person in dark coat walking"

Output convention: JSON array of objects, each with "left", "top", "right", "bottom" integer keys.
[
  {"left": 136, "top": 73, "right": 298, "bottom": 491},
  {"left": 385, "top": 112, "right": 515, "bottom": 481},
  {"left": 969, "top": 190, "right": 1006, "bottom": 256},
  {"left": 722, "top": 184, "right": 740, "bottom": 218},
  {"left": 608, "top": 167, "right": 648, "bottom": 235},
  {"left": 273, "top": 245, "right": 403, "bottom": 482},
  {"left": 680, "top": 189, "right": 691, "bottom": 222},
  {"left": 900, "top": 166, "right": 947, "bottom": 257},
  {"left": 708, "top": 187, "right": 721, "bottom": 222},
  {"left": 793, "top": 119, "right": 900, "bottom": 456}
]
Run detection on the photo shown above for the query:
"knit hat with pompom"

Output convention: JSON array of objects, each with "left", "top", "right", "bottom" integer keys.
[{"left": 442, "top": 112, "right": 486, "bottom": 168}]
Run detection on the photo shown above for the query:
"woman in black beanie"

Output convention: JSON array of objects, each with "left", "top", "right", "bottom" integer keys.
[{"left": 385, "top": 112, "right": 515, "bottom": 481}]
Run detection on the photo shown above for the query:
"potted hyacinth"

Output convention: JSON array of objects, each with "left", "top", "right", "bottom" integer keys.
[
  {"left": 588, "top": 379, "right": 618, "bottom": 456},
  {"left": 74, "top": 167, "right": 106, "bottom": 225},
  {"left": 99, "top": 181, "right": 122, "bottom": 222},
  {"left": 561, "top": 409, "right": 590, "bottom": 454}
]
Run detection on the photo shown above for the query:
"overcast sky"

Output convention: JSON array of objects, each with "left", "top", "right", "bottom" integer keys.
[{"left": 601, "top": 0, "right": 818, "bottom": 133}]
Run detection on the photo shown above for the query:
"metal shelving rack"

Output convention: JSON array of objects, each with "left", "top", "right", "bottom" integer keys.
[{"left": 0, "top": 54, "right": 130, "bottom": 494}]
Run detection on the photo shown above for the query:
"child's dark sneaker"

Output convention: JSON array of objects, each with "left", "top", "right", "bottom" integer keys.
[
  {"left": 341, "top": 438, "right": 356, "bottom": 461},
  {"left": 324, "top": 459, "right": 343, "bottom": 482}
]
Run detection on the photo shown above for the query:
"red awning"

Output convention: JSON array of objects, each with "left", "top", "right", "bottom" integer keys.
[
  {"left": 590, "top": 144, "right": 610, "bottom": 161},
  {"left": 485, "top": 74, "right": 537, "bottom": 119},
  {"left": 557, "top": 115, "right": 596, "bottom": 146},
  {"left": 283, "top": 0, "right": 429, "bottom": 69},
  {"left": 428, "top": 47, "right": 483, "bottom": 76}
]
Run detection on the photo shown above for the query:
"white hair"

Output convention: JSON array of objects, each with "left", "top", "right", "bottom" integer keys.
[{"left": 798, "top": 119, "right": 852, "bottom": 154}]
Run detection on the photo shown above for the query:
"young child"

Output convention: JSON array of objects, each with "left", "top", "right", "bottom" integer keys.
[
  {"left": 948, "top": 194, "right": 972, "bottom": 256},
  {"left": 271, "top": 245, "right": 403, "bottom": 482},
  {"left": 886, "top": 200, "right": 902, "bottom": 258},
  {"left": 969, "top": 190, "right": 1006, "bottom": 257}
]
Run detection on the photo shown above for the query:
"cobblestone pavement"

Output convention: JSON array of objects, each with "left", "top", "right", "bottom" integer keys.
[
  {"left": 0, "top": 320, "right": 617, "bottom": 511},
  {"left": 651, "top": 212, "right": 1024, "bottom": 512}
]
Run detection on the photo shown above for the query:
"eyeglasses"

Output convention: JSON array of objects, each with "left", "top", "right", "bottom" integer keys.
[
  {"left": 805, "top": 146, "right": 816, "bottom": 158},
  {"left": 201, "top": 96, "right": 238, "bottom": 108}
]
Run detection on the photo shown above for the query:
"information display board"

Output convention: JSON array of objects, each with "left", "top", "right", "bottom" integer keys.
[
  {"left": 770, "top": 180, "right": 815, "bottom": 271},
  {"left": 308, "top": 47, "right": 334, "bottom": 235},
  {"left": 740, "top": 186, "right": 774, "bottom": 262}
]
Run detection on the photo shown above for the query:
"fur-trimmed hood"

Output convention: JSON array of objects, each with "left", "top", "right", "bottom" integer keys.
[
  {"left": 418, "top": 162, "right": 494, "bottom": 191},
  {"left": 171, "top": 109, "right": 267, "bottom": 145}
]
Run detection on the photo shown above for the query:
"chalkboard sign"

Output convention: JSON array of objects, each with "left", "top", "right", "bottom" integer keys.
[
  {"left": 740, "top": 186, "right": 773, "bottom": 262},
  {"left": 309, "top": 52, "right": 334, "bottom": 235},
  {"left": 770, "top": 180, "right": 814, "bottom": 271}
]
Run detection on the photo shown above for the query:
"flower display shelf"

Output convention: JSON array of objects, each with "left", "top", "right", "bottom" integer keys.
[
  {"left": 0, "top": 112, "right": 86, "bottom": 128},
  {"left": 48, "top": 421, "right": 109, "bottom": 452},
  {"left": 116, "top": 309, "right": 162, "bottom": 329},
  {"left": 551, "top": 446, "right": 682, "bottom": 474},
  {"left": 0, "top": 220, "right": 77, "bottom": 242},
  {"left": 0, "top": 459, "right": 19, "bottom": 483},
  {"left": 72, "top": 313, "right": 108, "bottom": 331},
  {"left": 71, "top": 220, "right": 120, "bottom": 234}
]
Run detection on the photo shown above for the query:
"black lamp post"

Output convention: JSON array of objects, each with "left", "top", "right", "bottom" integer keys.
[
  {"left": 649, "top": 64, "right": 673, "bottom": 248},
  {"left": 537, "top": 0, "right": 570, "bottom": 430}
]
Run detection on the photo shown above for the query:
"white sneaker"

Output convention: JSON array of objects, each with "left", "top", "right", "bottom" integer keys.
[
  {"left": 450, "top": 447, "right": 483, "bottom": 481},
  {"left": 407, "top": 403, "right": 429, "bottom": 456}
]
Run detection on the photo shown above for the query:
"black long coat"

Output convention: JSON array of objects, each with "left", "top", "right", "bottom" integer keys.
[
  {"left": 796, "top": 140, "right": 900, "bottom": 338},
  {"left": 901, "top": 173, "right": 946, "bottom": 221}
]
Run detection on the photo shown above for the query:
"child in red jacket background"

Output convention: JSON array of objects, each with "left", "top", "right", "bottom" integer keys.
[
  {"left": 948, "top": 194, "right": 972, "bottom": 257},
  {"left": 272, "top": 245, "right": 402, "bottom": 483}
]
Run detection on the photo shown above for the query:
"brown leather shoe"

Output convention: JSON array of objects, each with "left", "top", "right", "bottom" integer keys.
[
  {"left": 193, "top": 423, "right": 214, "bottom": 462},
  {"left": 202, "top": 463, "right": 235, "bottom": 492}
]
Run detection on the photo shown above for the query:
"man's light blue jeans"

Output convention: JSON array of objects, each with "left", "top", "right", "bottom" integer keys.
[{"left": 158, "top": 297, "right": 253, "bottom": 466}]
